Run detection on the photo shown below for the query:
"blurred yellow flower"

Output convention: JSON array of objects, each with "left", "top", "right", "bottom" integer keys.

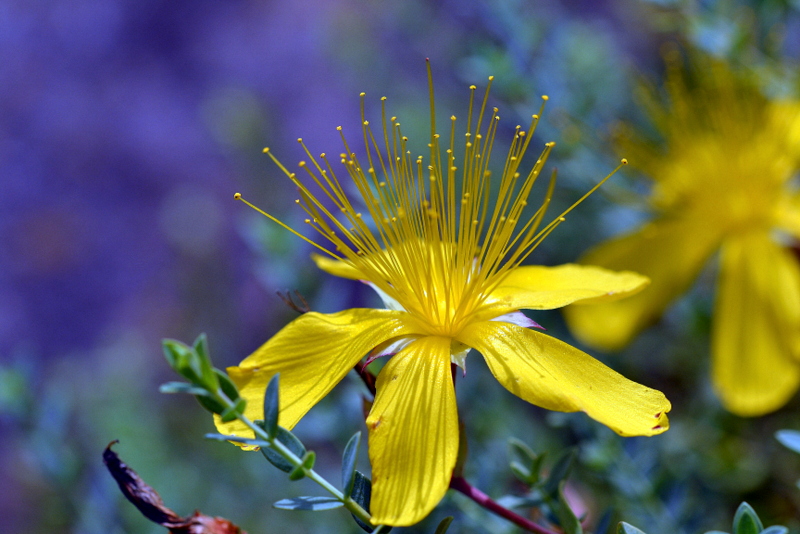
[
  {"left": 219, "top": 70, "right": 670, "bottom": 526},
  {"left": 564, "top": 50, "right": 800, "bottom": 417}
]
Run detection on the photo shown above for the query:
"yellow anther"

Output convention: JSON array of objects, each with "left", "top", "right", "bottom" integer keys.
[
  {"left": 262, "top": 147, "right": 270, "bottom": 153},
  {"left": 234, "top": 192, "right": 242, "bottom": 200},
  {"left": 542, "top": 95, "right": 549, "bottom": 101},
  {"left": 621, "top": 158, "right": 629, "bottom": 165}
]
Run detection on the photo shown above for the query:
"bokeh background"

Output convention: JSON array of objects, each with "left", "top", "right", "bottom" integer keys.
[{"left": 3, "top": 0, "right": 800, "bottom": 532}]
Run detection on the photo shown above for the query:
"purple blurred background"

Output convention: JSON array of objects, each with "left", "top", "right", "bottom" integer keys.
[{"left": 3, "top": 1, "right": 800, "bottom": 533}]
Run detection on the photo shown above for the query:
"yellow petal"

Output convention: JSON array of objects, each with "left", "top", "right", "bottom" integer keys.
[
  {"left": 457, "top": 321, "right": 671, "bottom": 437},
  {"left": 712, "top": 232, "right": 800, "bottom": 416},
  {"left": 368, "top": 336, "right": 458, "bottom": 526},
  {"left": 489, "top": 264, "right": 650, "bottom": 311},
  {"left": 563, "top": 216, "right": 723, "bottom": 351},
  {"left": 214, "top": 309, "right": 416, "bottom": 443},
  {"left": 311, "top": 253, "right": 364, "bottom": 280}
]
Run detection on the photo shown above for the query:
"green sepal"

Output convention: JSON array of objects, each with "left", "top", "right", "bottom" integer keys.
[
  {"left": 159, "top": 382, "right": 211, "bottom": 396},
  {"left": 218, "top": 397, "right": 247, "bottom": 423},
  {"left": 350, "top": 470, "right": 376, "bottom": 533},
  {"left": 342, "top": 432, "right": 361, "bottom": 496},
  {"left": 192, "top": 334, "right": 219, "bottom": 392},
  {"left": 273, "top": 496, "right": 344, "bottom": 511},
  {"left": 617, "top": 522, "right": 647, "bottom": 534},
  {"left": 732, "top": 502, "right": 763, "bottom": 534},
  {"left": 433, "top": 516, "right": 454, "bottom": 534},
  {"left": 508, "top": 438, "right": 541, "bottom": 484},
  {"left": 260, "top": 426, "right": 307, "bottom": 473},
  {"left": 162, "top": 339, "right": 202, "bottom": 383}
]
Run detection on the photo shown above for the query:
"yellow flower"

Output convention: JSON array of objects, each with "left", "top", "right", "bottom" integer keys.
[
  {"left": 219, "top": 69, "right": 671, "bottom": 526},
  {"left": 564, "top": 50, "right": 800, "bottom": 417}
]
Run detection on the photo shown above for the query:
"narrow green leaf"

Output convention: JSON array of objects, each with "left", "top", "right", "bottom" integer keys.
[
  {"left": 204, "top": 433, "right": 271, "bottom": 448},
  {"left": 775, "top": 429, "right": 800, "bottom": 454},
  {"left": 510, "top": 462, "right": 532, "bottom": 484},
  {"left": 544, "top": 449, "right": 576, "bottom": 496},
  {"left": 342, "top": 432, "right": 361, "bottom": 496},
  {"left": 261, "top": 426, "right": 307, "bottom": 473},
  {"left": 219, "top": 397, "right": 247, "bottom": 422},
  {"left": 733, "top": 502, "right": 763, "bottom": 534},
  {"left": 273, "top": 496, "right": 344, "bottom": 511},
  {"left": 761, "top": 526, "right": 789, "bottom": 534},
  {"left": 264, "top": 374, "right": 280, "bottom": 438},
  {"left": 159, "top": 382, "right": 210, "bottom": 396},
  {"left": 509, "top": 438, "right": 538, "bottom": 466},
  {"left": 433, "top": 516, "right": 454, "bottom": 534},
  {"left": 617, "top": 522, "right": 647, "bottom": 534},
  {"left": 554, "top": 481, "right": 582, "bottom": 534},
  {"left": 350, "top": 470, "right": 374, "bottom": 533}
]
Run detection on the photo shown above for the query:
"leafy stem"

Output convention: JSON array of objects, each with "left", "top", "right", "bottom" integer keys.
[{"left": 210, "top": 386, "right": 380, "bottom": 529}]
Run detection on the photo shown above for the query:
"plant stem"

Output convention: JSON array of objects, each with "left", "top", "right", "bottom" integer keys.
[
  {"left": 216, "top": 390, "right": 377, "bottom": 528},
  {"left": 450, "top": 475, "right": 560, "bottom": 534}
]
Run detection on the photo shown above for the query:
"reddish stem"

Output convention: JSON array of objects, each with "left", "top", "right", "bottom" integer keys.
[
  {"left": 354, "top": 361, "right": 377, "bottom": 396},
  {"left": 449, "top": 476, "right": 560, "bottom": 534}
]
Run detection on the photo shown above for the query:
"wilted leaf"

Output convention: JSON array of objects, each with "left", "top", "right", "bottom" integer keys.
[{"left": 103, "top": 441, "right": 246, "bottom": 534}]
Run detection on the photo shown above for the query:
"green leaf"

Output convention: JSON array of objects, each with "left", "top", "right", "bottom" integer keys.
[
  {"left": 733, "top": 502, "right": 763, "bottom": 534},
  {"left": 554, "top": 480, "right": 582, "bottom": 534},
  {"left": 433, "top": 516, "right": 454, "bottom": 534},
  {"left": 544, "top": 448, "right": 576, "bottom": 496},
  {"left": 617, "top": 522, "right": 647, "bottom": 534},
  {"left": 204, "top": 433, "right": 271, "bottom": 448},
  {"left": 342, "top": 432, "right": 361, "bottom": 496},
  {"left": 273, "top": 496, "right": 344, "bottom": 511},
  {"left": 193, "top": 334, "right": 219, "bottom": 391},
  {"left": 350, "top": 470, "right": 374, "bottom": 533},
  {"left": 219, "top": 397, "right": 247, "bottom": 423},
  {"left": 761, "top": 527, "right": 789, "bottom": 534},
  {"left": 261, "top": 426, "right": 307, "bottom": 473},
  {"left": 775, "top": 429, "right": 800, "bottom": 454},
  {"left": 263, "top": 374, "right": 280, "bottom": 438},
  {"left": 159, "top": 382, "right": 210, "bottom": 396}
]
